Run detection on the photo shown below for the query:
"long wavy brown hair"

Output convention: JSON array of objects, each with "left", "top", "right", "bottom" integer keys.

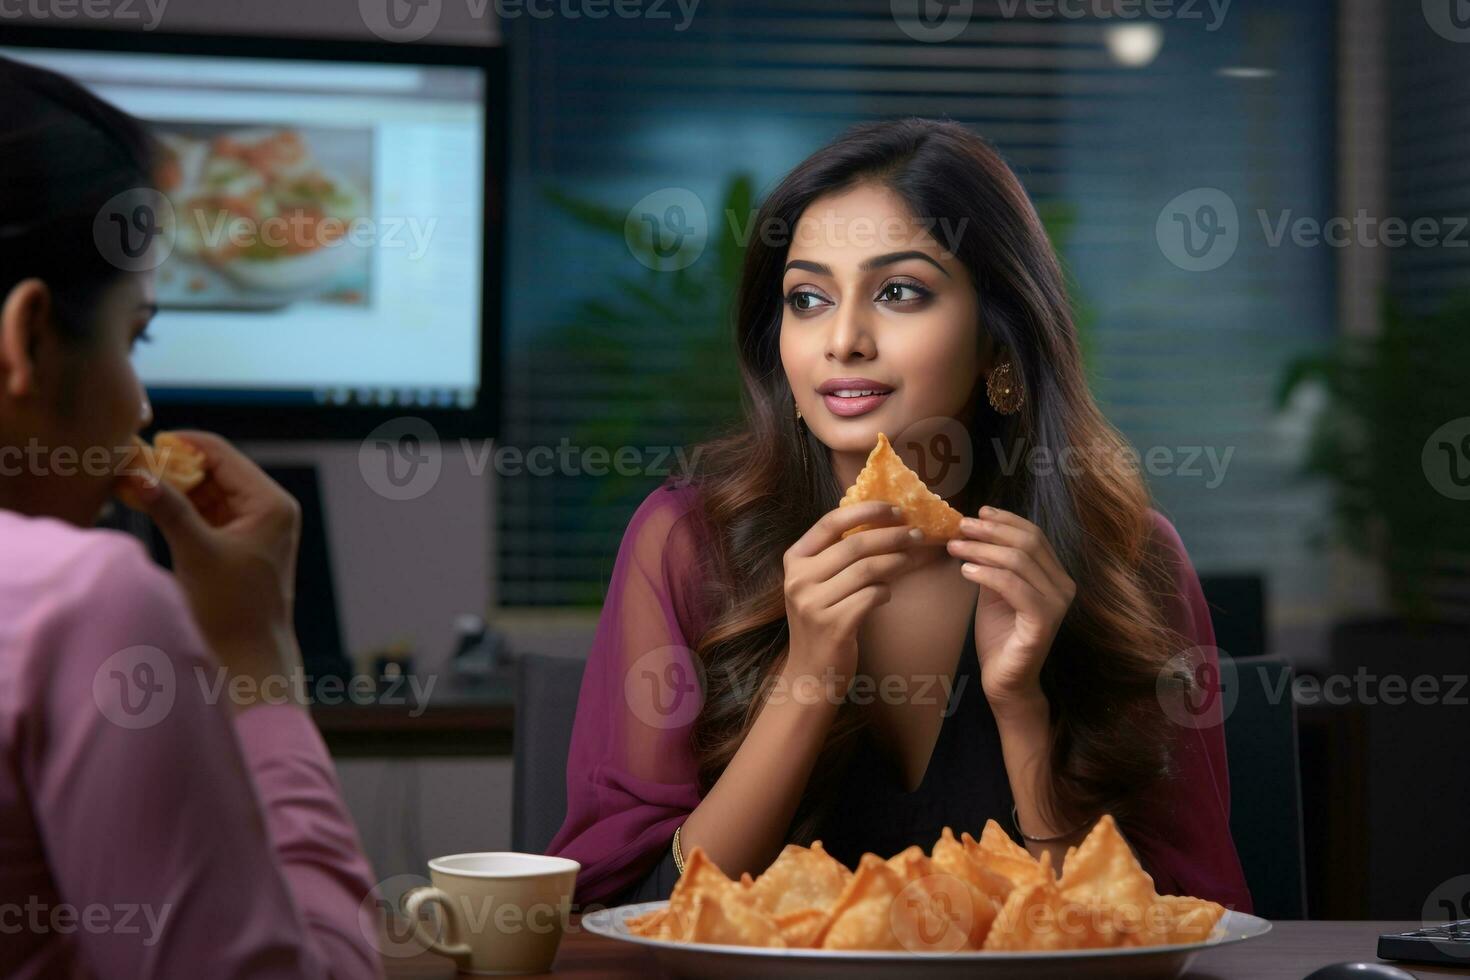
[{"left": 681, "top": 117, "right": 1189, "bottom": 843}]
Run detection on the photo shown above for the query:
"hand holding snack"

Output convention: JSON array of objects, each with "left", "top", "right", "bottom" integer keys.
[
  {"left": 628, "top": 815, "right": 1227, "bottom": 952},
  {"left": 116, "top": 431, "right": 305, "bottom": 705},
  {"left": 782, "top": 500, "right": 926, "bottom": 689}
]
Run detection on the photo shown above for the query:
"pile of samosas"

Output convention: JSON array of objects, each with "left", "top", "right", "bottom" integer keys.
[{"left": 627, "top": 815, "right": 1227, "bottom": 953}]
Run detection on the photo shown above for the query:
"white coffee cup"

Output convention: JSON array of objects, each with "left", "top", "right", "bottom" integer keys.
[{"left": 403, "top": 852, "right": 580, "bottom": 975}]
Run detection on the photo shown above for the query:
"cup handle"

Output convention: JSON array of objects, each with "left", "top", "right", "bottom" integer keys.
[{"left": 403, "top": 887, "right": 473, "bottom": 966}]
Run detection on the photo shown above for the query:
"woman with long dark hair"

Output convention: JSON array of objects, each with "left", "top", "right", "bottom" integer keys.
[
  {"left": 0, "top": 56, "right": 381, "bottom": 978},
  {"left": 549, "top": 117, "right": 1251, "bottom": 916}
]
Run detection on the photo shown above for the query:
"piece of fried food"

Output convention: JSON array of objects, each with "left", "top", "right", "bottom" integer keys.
[
  {"left": 888, "top": 841, "right": 1000, "bottom": 952},
  {"left": 748, "top": 841, "right": 851, "bottom": 917},
  {"left": 883, "top": 845, "right": 931, "bottom": 883},
  {"left": 744, "top": 841, "right": 850, "bottom": 946},
  {"left": 1055, "top": 815, "right": 1225, "bottom": 948},
  {"left": 1144, "top": 893, "right": 1228, "bottom": 946},
  {"left": 963, "top": 820, "right": 1053, "bottom": 894},
  {"left": 984, "top": 852, "right": 1115, "bottom": 952},
  {"left": 115, "top": 432, "right": 207, "bottom": 510},
  {"left": 933, "top": 827, "right": 1012, "bottom": 907},
  {"left": 817, "top": 854, "right": 906, "bottom": 950},
  {"left": 623, "top": 905, "right": 671, "bottom": 937},
  {"left": 929, "top": 827, "right": 1006, "bottom": 946},
  {"left": 838, "top": 432, "right": 964, "bottom": 542},
  {"left": 1057, "top": 814, "right": 1156, "bottom": 917},
  {"left": 631, "top": 847, "right": 747, "bottom": 941},
  {"left": 634, "top": 846, "right": 795, "bottom": 947},
  {"left": 684, "top": 891, "right": 787, "bottom": 947}
]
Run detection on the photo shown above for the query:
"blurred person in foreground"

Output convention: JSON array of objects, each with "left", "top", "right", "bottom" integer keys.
[{"left": 0, "top": 55, "right": 384, "bottom": 979}]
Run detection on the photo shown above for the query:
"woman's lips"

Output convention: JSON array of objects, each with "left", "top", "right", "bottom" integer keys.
[{"left": 822, "top": 391, "right": 892, "bottom": 417}]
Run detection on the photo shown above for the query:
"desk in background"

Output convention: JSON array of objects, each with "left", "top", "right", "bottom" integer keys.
[
  {"left": 311, "top": 678, "right": 514, "bottom": 758},
  {"left": 309, "top": 678, "right": 518, "bottom": 881}
]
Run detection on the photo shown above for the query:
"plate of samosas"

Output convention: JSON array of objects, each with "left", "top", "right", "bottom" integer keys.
[{"left": 581, "top": 815, "right": 1269, "bottom": 979}]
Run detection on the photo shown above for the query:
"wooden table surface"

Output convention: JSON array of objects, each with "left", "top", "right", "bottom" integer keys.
[{"left": 381, "top": 919, "right": 1470, "bottom": 978}]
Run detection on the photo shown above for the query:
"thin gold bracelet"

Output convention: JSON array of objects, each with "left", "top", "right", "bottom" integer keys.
[{"left": 671, "top": 823, "right": 687, "bottom": 875}]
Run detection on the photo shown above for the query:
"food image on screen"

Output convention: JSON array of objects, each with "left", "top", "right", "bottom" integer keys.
[
  {"left": 152, "top": 123, "right": 374, "bottom": 311},
  {"left": 0, "top": 44, "right": 486, "bottom": 407}
]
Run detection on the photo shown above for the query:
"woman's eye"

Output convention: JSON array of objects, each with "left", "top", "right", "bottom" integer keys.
[
  {"left": 130, "top": 328, "right": 154, "bottom": 351},
  {"left": 785, "top": 290, "right": 827, "bottom": 312},
  {"left": 877, "top": 281, "right": 930, "bottom": 304}
]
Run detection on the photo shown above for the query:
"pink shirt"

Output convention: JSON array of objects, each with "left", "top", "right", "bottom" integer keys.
[{"left": 0, "top": 510, "right": 384, "bottom": 979}]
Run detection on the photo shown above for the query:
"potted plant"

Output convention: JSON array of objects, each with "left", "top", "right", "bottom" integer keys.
[
  {"left": 1277, "top": 290, "right": 1470, "bottom": 918},
  {"left": 1276, "top": 291, "right": 1470, "bottom": 625}
]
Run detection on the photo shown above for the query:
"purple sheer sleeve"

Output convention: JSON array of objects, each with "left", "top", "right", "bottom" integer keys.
[
  {"left": 545, "top": 481, "right": 710, "bottom": 905},
  {"left": 1123, "top": 510, "right": 1254, "bottom": 914}
]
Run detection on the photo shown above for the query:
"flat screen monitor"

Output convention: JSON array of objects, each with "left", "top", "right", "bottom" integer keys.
[{"left": 1, "top": 27, "right": 503, "bottom": 439}]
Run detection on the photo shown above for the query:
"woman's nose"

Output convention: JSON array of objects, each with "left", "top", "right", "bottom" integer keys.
[
  {"left": 825, "top": 300, "right": 877, "bottom": 361},
  {"left": 138, "top": 393, "right": 154, "bottom": 430}
]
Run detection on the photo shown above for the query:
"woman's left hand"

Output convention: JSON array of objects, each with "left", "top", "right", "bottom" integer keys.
[{"left": 946, "top": 506, "right": 1076, "bottom": 711}]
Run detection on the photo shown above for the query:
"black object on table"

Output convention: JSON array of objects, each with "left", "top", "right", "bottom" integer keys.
[
  {"left": 1378, "top": 918, "right": 1470, "bottom": 967},
  {"left": 1304, "top": 963, "right": 1417, "bottom": 980}
]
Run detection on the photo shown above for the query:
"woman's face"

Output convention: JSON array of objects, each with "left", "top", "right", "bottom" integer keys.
[
  {"left": 0, "top": 271, "right": 156, "bottom": 526},
  {"left": 779, "top": 181, "right": 989, "bottom": 490}
]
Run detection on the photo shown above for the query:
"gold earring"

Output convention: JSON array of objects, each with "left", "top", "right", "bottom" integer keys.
[
  {"left": 987, "top": 359, "right": 1024, "bottom": 415},
  {"left": 794, "top": 401, "right": 809, "bottom": 469}
]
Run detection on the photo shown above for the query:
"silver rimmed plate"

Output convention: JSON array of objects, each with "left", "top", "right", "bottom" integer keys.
[{"left": 581, "top": 901, "right": 1271, "bottom": 980}]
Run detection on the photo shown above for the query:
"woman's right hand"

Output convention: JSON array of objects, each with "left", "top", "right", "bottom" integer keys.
[
  {"left": 782, "top": 501, "right": 925, "bottom": 692},
  {"left": 679, "top": 501, "right": 927, "bottom": 878},
  {"left": 117, "top": 431, "right": 304, "bottom": 705}
]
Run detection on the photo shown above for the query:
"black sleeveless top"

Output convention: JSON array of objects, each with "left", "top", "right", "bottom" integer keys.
[
  {"left": 813, "top": 621, "right": 1019, "bottom": 866},
  {"left": 614, "top": 615, "right": 1019, "bottom": 904}
]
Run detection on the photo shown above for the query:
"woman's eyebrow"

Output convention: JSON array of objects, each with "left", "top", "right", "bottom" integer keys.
[
  {"left": 860, "top": 250, "right": 951, "bottom": 278},
  {"left": 784, "top": 259, "right": 831, "bottom": 276},
  {"left": 783, "top": 251, "right": 952, "bottom": 279},
  {"left": 138, "top": 302, "right": 160, "bottom": 318}
]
